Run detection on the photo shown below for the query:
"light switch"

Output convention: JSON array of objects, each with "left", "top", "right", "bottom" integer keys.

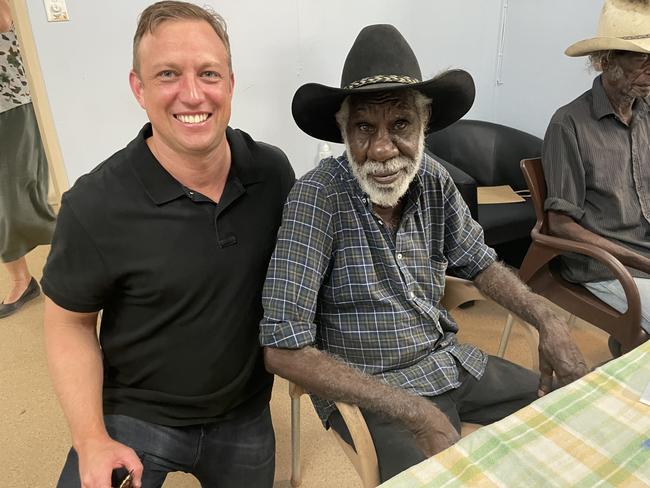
[{"left": 43, "top": 0, "right": 70, "bottom": 22}]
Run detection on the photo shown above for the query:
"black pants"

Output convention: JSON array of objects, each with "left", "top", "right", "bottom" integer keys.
[{"left": 328, "top": 355, "right": 539, "bottom": 482}]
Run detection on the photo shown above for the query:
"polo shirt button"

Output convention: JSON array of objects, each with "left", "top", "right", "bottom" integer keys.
[
  {"left": 409, "top": 291, "right": 416, "bottom": 299},
  {"left": 397, "top": 253, "right": 403, "bottom": 260}
]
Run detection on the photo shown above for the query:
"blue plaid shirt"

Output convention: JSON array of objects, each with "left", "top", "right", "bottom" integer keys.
[{"left": 260, "top": 153, "right": 497, "bottom": 423}]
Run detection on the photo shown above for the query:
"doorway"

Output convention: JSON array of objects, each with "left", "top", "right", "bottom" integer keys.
[{"left": 9, "top": 0, "right": 69, "bottom": 207}]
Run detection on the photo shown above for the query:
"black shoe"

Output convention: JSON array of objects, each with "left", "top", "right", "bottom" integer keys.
[{"left": 0, "top": 278, "right": 41, "bottom": 319}]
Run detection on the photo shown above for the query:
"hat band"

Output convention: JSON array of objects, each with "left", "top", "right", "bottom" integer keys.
[
  {"left": 621, "top": 34, "right": 650, "bottom": 40},
  {"left": 344, "top": 74, "right": 420, "bottom": 90}
]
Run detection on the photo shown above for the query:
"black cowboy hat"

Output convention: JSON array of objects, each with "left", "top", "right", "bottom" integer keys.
[{"left": 291, "top": 24, "right": 476, "bottom": 143}]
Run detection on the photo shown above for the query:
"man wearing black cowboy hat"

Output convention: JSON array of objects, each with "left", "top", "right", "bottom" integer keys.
[
  {"left": 260, "top": 24, "right": 588, "bottom": 480},
  {"left": 543, "top": 0, "right": 650, "bottom": 352}
]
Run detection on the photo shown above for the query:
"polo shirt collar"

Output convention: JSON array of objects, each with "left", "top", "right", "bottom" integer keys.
[
  {"left": 591, "top": 75, "right": 650, "bottom": 121},
  {"left": 130, "top": 124, "right": 262, "bottom": 205}
]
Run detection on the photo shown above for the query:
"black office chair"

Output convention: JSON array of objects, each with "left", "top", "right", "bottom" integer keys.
[{"left": 426, "top": 120, "right": 542, "bottom": 267}]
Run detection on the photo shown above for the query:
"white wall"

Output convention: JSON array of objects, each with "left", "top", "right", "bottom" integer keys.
[
  {"left": 494, "top": 0, "right": 602, "bottom": 137},
  {"left": 25, "top": 0, "right": 601, "bottom": 183}
]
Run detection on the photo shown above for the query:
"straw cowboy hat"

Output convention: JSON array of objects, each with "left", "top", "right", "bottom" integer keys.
[
  {"left": 291, "top": 24, "right": 475, "bottom": 143},
  {"left": 566, "top": 0, "right": 650, "bottom": 56}
]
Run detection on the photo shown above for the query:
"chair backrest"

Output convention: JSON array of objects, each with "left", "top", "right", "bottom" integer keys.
[
  {"left": 425, "top": 120, "right": 542, "bottom": 189},
  {"left": 520, "top": 157, "right": 549, "bottom": 235}
]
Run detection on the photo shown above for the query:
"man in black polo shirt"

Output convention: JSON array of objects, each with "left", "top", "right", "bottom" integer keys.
[{"left": 42, "top": 2, "right": 294, "bottom": 487}]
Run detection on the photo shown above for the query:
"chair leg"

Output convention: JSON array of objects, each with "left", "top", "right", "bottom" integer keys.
[
  {"left": 290, "top": 395, "right": 301, "bottom": 487},
  {"left": 566, "top": 313, "right": 577, "bottom": 327},
  {"left": 497, "top": 313, "right": 515, "bottom": 357}
]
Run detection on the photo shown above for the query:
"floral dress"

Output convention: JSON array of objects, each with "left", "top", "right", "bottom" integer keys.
[{"left": 0, "top": 25, "right": 31, "bottom": 114}]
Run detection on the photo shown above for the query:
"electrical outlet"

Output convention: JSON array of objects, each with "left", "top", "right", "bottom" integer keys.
[{"left": 43, "top": 0, "right": 70, "bottom": 22}]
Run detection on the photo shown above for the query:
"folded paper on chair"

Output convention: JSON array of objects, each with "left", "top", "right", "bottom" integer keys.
[{"left": 477, "top": 185, "right": 526, "bottom": 204}]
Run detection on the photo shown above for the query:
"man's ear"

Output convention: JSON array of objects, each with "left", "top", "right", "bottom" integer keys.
[
  {"left": 129, "top": 70, "right": 146, "bottom": 110},
  {"left": 229, "top": 70, "right": 235, "bottom": 95}
]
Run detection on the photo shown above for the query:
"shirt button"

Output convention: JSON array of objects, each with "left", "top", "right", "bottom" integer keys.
[
  {"left": 397, "top": 253, "right": 403, "bottom": 260},
  {"left": 377, "top": 219, "right": 384, "bottom": 226},
  {"left": 189, "top": 191, "right": 194, "bottom": 196},
  {"left": 362, "top": 198, "right": 367, "bottom": 204},
  {"left": 409, "top": 291, "right": 416, "bottom": 299}
]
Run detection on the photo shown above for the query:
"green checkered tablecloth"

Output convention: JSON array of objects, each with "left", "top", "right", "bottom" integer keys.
[{"left": 380, "top": 341, "right": 650, "bottom": 488}]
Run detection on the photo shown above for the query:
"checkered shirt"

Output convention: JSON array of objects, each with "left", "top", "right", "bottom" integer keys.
[{"left": 260, "top": 153, "right": 497, "bottom": 424}]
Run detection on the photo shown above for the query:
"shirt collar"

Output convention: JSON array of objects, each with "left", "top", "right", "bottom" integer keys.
[
  {"left": 130, "top": 124, "right": 263, "bottom": 205},
  {"left": 592, "top": 75, "right": 615, "bottom": 120},
  {"left": 592, "top": 75, "right": 650, "bottom": 121}
]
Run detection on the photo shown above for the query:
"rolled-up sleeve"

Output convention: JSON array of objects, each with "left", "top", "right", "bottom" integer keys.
[
  {"left": 542, "top": 120, "right": 586, "bottom": 221},
  {"left": 259, "top": 179, "right": 333, "bottom": 349}
]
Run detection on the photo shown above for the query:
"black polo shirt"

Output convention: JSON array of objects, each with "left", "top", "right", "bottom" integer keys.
[{"left": 42, "top": 124, "right": 295, "bottom": 426}]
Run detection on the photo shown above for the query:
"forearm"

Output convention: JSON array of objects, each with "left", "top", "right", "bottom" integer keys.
[
  {"left": 43, "top": 298, "right": 107, "bottom": 450},
  {"left": 264, "top": 346, "right": 432, "bottom": 428},
  {"left": 548, "top": 211, "right": 650, "bottom": 274},
  {"left": 473, "top": 261, "right": 559, "bottom": 331}
]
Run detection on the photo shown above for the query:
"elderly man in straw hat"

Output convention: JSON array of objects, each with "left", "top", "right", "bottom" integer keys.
[
  {"left": 543, "top": 0, "right": 650, "bottom": 353},
  {"left": 260, "top": 24, "right": 588, "bottom": 481}
]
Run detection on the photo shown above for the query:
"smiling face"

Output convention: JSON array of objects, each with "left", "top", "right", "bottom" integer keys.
[
  {"left": 129, "top": 19, "right": 234, "bottom": 161},
  {"left": 604, "top": 51, "right": 650, "bottom": 100},
  {"left": 341, "top": 90, "right": 427, "bottom": 208}
]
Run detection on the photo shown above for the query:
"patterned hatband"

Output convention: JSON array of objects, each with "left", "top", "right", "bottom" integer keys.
[{"left": 344, "top": 74, "right": 421, "bottom": 90}]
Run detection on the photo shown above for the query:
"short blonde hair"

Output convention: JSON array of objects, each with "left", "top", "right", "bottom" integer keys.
[{"left": 133, "top": 1, "right": 231, "bottom": 74}]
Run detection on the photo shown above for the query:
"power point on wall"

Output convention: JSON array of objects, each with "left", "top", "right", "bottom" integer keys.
[{"left": 43, "top": 0, "right": 70, "bottom": 22}]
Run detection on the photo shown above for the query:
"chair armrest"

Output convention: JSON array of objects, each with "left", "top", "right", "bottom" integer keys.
[
  {"left": 426, "top": 150, "right": 479, "bottom": 220},
  {"left": 332, "top": 401, "right": 380, "bottom": 487},
  {"left": 441, "top": 275, "right": 486, "bottom": 310},
  {"left": 526, "top": 230, "right": 641, "bottom": 317}
]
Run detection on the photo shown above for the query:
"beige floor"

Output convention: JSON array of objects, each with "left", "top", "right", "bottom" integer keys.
[{"left": 0, "top": 246, "right": 611, "bottom": 488}]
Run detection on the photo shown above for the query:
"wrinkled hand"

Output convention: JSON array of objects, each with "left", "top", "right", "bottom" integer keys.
[
  {"left": 77, "top": 436, "right": 143, "bottom": 488},
  {"left": 407, "top": 398, "right": 460, "bottom": 457},
  {"left": 537, "top": 318, "right": 589, "bottom": 396}
]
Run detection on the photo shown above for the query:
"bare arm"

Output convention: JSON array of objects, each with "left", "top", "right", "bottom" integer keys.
[
  {"left": 44, "top": 298, "right": 143, "bottom": 488},
  {"left": 548, "top": 211, "right": 650, "bottom": 274},
  {"left": 0, "top": 0, "right": 12, "bottom": 32},
  {"left": 264, "top": 346, "right": 459, "bottom": 455},
  {"left": 473, "top": 261, "right": 589, "bottom": 394}
]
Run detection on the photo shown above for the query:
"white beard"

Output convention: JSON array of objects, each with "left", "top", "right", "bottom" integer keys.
[{"left": 346, "top": 132, "right": 425, "bottom": 208}]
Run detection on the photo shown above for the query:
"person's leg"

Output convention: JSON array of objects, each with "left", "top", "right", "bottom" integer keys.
[
  {"left": 194, "top": 405, "right": 275, "bottom": 488},
  {"left": 328, "top": 394, "right": 461, "bottom": 483},
  {"left": 584, "top": 278, "right": 650, "bottom": 335},
  {"left": 453, "top": 355, "right": 539, "bottom": 425},
  {"left": 56, "top": 414, "right": 198, "bottom": 488},
  {"left": 2, "top": 256, "right": 32, "bottom": 303}
]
